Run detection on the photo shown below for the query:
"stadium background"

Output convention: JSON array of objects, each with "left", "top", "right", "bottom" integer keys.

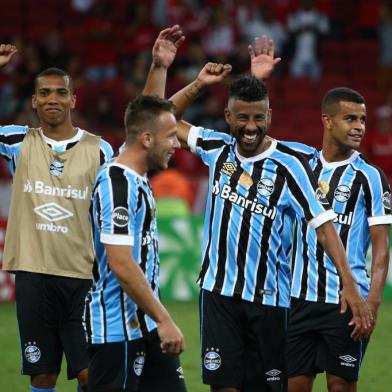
[{"left": 0, "top": 0, "right": 391, "bottom": 390}]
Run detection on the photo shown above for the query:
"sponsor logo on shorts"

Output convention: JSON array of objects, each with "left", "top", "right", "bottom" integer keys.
[
  {"left": 383, "top": 191, "right": 391, "bottom": 210},
  {"left": 24, "top": 342, "right": 41, "bottom": 363},
  {"left": 133, "top": 352, "right": 145, "bottom": 376},
  {"left": 34, "top": 203, "right": 73, "bottom": 234},
  {"left": 265, "top": 369, "right": 281, "bottom": 381},
  {"left": 176, "top": 366, "right": 185, "bottom": 379},
  {"left": 112, "top": 206, "right": 129, "bottom": 227},
  {"left": 49, "top": 160, "right": 64, "bottom": 177},
  {"left": 257, "top": 178, "right": 274, "bottom": 196},
  {"left": 339, "top": 355, "right": 357, "bottom": 367},
  {"left": 334, "top": 185, "right": 351, "bottom": 203},
  {"left": 204, "top": 348, "right": 221, "bottom": 371}
]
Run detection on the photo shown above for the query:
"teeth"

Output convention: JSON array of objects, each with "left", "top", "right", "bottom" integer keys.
[{"left": 244, "top": 134, "right": 256, "bottom": 141}]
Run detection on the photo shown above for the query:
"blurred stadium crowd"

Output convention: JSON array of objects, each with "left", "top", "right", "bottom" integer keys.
[{"left": 1, "top": 0, "right": 392, "bottom": 216}]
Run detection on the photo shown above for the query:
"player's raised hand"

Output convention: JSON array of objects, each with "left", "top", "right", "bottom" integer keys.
[
  {"left": 248, "top": 35, "right": 281, "bottom": 81},
  {"left": 0, "top": 44, "right": 17, "bottom": 68},
  {"left": 196, "top": 62, "right": 232, "bottom": 87},
  {"left": 340, "top": 284, "right": 373, "bottom": 341},
  {"left": 157, "top": 316, "right": 185, "bottom": 355},
  {"left": 152, "top": 25, "right": 185, "bottom": 69}
]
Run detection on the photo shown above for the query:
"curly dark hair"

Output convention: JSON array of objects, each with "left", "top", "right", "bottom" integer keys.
[{"left": 229, "top": 75, "right": 269, "bottom": 103}]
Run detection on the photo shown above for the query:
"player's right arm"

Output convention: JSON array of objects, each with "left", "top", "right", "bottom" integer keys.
[
  {"left": 170, "top": 62, "right": 232, "bottom": 145},
  {"left": 0, "top": 44, "right": 17, "bottom": 68},
  {"left": 105, "top": 243, "right": 185, "bottom": 354}
]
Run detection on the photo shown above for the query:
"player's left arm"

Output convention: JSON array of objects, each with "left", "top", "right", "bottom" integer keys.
[{"left": 366, "top": 224, "right": 390, "bottom": 335}]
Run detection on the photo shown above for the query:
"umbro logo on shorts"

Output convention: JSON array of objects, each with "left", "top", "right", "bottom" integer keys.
[
  {"left": 339, "top": 355, "right": 357, "bottom": 367},
  {"left": 265, "top": 369, "right": 281, "bottom": 381}
]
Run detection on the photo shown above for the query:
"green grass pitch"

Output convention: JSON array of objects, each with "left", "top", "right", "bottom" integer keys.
[{"left": 0, "top": 301, "right": 391, "bottom": 391}]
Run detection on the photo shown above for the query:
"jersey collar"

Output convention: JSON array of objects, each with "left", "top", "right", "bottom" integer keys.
[
  {"left": 319, "top": 150, "right": 360, "bottom": 168},
  {"left": 235, "top": 139, "right": 277, "bottom": 163}
]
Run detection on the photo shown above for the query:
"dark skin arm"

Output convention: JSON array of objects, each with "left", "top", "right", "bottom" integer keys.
[
  {"left": 365, "top": 224, "right": 390, "bottom": 336},
  {"left": 316, "top": 220, "right": 373, "bottom": 340},
  {"left": 0, "top": 44, "right": 17, "bottom": 67}
]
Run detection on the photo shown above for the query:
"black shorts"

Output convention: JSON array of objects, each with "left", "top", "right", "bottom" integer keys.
[
  {"left": 15, "top": 271, "right": 91, "bottom": 379},
  {"left": 87, "top": 340, "right": 146, "bottom": 392},
  {"left": 200, "top": 289, "right": 288, "bottom": 391},
  {"left": 286, "top": 298, "right": 369, "bottom": 382},
  {"left": 139, "top": 329, "right": 187, "bottom": 392}
]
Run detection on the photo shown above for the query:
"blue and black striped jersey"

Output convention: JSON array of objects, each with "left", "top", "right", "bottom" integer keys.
[
  {"left": 84, "top": 163, "right": 160, "bottom": 344},
  {"left": 188, "top": 127, "right": 336, "bottom": 308},
  {"left": 0, "top": 125, "right": 113, "bottom": 174},
  {"left": 283, "top": 142, "right": 392, "bottom": 303}
]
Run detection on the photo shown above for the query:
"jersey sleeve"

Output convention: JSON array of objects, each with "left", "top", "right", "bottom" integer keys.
[
  {"left": 99, "top": 138, "right": 114, "bottom": 167},
  {"left": 286, "top": 155, "right": 336, "bottom": 229},
  {"left": 362, "top": 165, "right": 392, "bottom": 226},
  {"left": 187, "top": 126, "right": 232, "bottom": 166},
  {"left": 0, "top": 125, "right": 28, "bottom": 160},
  {"left": 279, "top": 140, "right": 318, "bottom": 162},
  {"left": 95, "top": 167, "right": 137, "bottom": 246}
]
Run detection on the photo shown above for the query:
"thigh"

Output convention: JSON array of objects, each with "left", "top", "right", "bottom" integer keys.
[
  {"left": 200, "top": 289, "right": 246, "bottom": 389},
  {"left": 321, "top": 308, "right": 369, "bottom": 383},
  {"left": 15, "top": 272, "right": 62, "bottom": 376},
  {"left": 247, "top": 303, "right": 288, "bottom": 392},
  {"left": 58, "top": 278, "right": 91, "bottom": 379},
  {"left": 139, "top": 329, "right": 187, "bottom": 392},
  {"left": 87, "top": 340, "right": 145, "bottom": 392},
  {"left": 286, "top": 298, "right": 322, "bottom": 378}
]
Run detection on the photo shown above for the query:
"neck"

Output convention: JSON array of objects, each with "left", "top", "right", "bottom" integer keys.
[
  {"left": 40, "top": 120, "right": 77, "bottom": 141},
  {"left": 114, "top": 144, "right": 148, "bottom": 176},
  {"left": 322, "top": 140, "right": 354, "bottom": 163}
]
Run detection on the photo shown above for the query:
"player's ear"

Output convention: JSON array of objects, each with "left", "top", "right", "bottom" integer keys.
[
  {"left": 267, "top": 108, "right": 272, "bottom": 128},
  {"left": 322, "top": 113, "right": 331, "bottom": 130},
  {"left": 141, "top": 131, "right": 152, "bottom": 149},
  {"left": 70, "top": 94, "right": 76, "bottom": 109},
  {"left": 32, "top": 95, "right": 37, "bottom": 109},
  {"left": 224, "top": 107, "right": 231, "bottom": 125}
]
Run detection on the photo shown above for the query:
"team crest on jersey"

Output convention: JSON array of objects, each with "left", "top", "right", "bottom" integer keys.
[
  {"left": 383, "top": 191, "right": 391, "bottom": 210},
  {"left": 220, "top": 162, "right": 237, "bottom": 176},
  {"left": 112, "top": 206, "right": 129, "bottom": 227},
  {"left": 239, "top": 171, "right": 253, "bottom": 187},
  {"left": 257, "top": 177, "right": 274, "bottom": 196},
  {"left": 24, "top": 342, "right": 41, "bottom": 363},
  {"left": 133, "top": 352, "right": 145, "bottom": 376},
  {"left": 49, "top": 160, "right": 64, "bottom": 176},
  {"left": 204, "top": 348, "right": 221, "bottom": 371},
  {"left": 334, "top": 185, "right": 351, "bottom": 202}
]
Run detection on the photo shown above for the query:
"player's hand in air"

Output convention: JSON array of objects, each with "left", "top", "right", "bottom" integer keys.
[
  {"left": 157, "top": 315, "right": 185, "bottom": 355},
  {"left": 152, "top": 25, "right": 185, "bottom": 69},
  {"left": 0, "top": 44, "right": 17, "bottom": 68},
  {"left": 196, "top": 62, "right": 232, "bottom": 87},
  {"left": 340, "top": 284, "right": 374, "bottom": 341},
  {"left": 249, "top": 35, "right": 281, "bottom": 81}
]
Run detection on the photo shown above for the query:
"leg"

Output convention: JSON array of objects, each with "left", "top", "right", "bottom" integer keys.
[
  {"left": 288, "top": 375, "right": 315, "bottom": 392},
  {"left": 77, "top": 368, "right": 88, "bottom": 391},
  {"left": 15, "top": 272, "right": 62, "bottom": 387},
  {"left": 200, "top": 290, "right": 246, "bottom": 390},
  {"left": 326, "top": 373, "right": 357, "bottom": 392}
]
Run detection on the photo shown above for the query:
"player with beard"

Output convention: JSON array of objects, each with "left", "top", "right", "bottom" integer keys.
[{"left": 142, "top": 35, "right": 372, "bottom": 391}]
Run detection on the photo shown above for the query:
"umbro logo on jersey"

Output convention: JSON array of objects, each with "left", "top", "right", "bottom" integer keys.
[
  {"left": 266, "top": 369, "right": 281, "bottom": 381},
  {"left": 34, "top": 202, "right": 73, "bottom": 222},
  {"left": 339, "top": 355, "right": 357, "bottom": 367},
  {"left": 334, "top": 185, "right": 351, "bottom": 202},
  {"left": 220, "top": 162, "right": 237, "bottom": 176}
]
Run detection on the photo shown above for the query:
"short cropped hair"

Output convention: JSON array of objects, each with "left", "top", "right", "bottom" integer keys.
[
  {"left": 124, "top": 95, "right": 176, "bottom": 142},
  {"left": 35, "top": 67, "right": 73, "bottom": 93},
  {"left": 229, "top": 75, "right": 269, "bottom": 103},
  {"left": 322, "top": 87, "right": 365, "bottom": 115}
]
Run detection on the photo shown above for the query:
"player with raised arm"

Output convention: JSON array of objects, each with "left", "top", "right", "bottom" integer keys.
[
  {"left": 0, "top": 44, "right": 113, "bottom": 392},
  {"left": 83, "top": 26, "right": 187, "bottom": 392},
  {"left": 247, "top": 36, "right": 389, "bottom": 392},
  {"left": 142, "top": 34, "right": 372, "bottom": 391}
]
